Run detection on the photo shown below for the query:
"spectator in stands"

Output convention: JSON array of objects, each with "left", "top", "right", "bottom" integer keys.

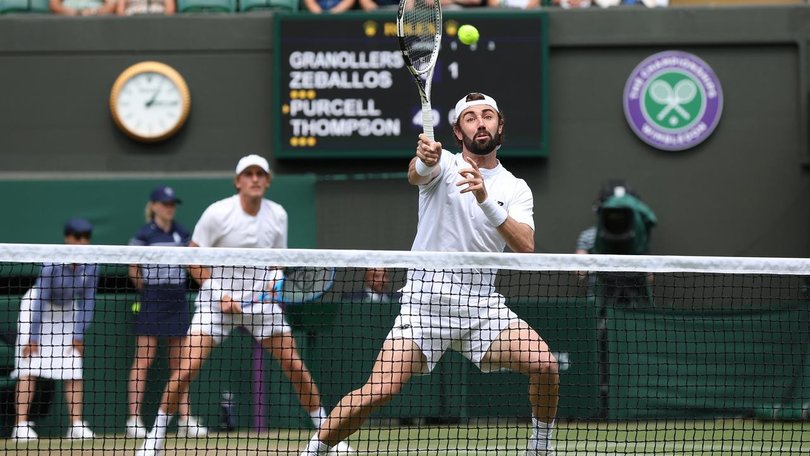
[
  {"left": 116, "top": 0, "right": 176, "bottom": 15},
  {"left": 343, "top": 268, "right": 399, "bottom": 303},
  {"left": 301, "top": 92, "right": 559, "bottom": 456},
  {"left": 359, "top": 0, "right": 487, "bottom": 9},
  {"left": 442, "top": 0, "right": 487, "bottom": 9},
  {"left": 136, "top": 155, "right": 353, "bottom": 456},
  {"left": 125, "top": 186, "right": 207, "bottom": 440},
  {"left": 553, "top": 0, "right": 592, "bottom": 8},
  {"left": 486, "top": 0, "right": 540, "bottom": 8},
  {"left": 11, "top": 218, "right": 98, "bottom": 442},
  {"left": 303, "top": 0, "right": 355, "bottom": 14},
  {"left": 50, "top": 0, "right": 116, "bottom": 15},
  {"left": 358, "top": 0, "right": 397, "bottom": 10}
]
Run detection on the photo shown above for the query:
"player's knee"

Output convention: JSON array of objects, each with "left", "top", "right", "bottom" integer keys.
[
  {"left": 174, "top": 363, "right": 200, "bottom": 384},
  {"left": 364, "top": 380, "right": 404, "bottom": 407},
  {"left": 530, "top": 352, "right": 559, "bottom": 380}
]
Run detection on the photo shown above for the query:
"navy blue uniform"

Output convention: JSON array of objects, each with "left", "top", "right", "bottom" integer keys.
[{"left": 129, "top": 222, "right": 192, "bottom": 337}]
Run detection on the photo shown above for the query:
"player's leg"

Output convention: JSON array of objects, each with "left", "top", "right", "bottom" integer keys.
[
  {"left": 13, "top": 375, "right": 36, "bottom": 433},
  {"left": 137, "top": 333, "right": 215, "bottom": 456},
  {"left": 481, "top": 321, "right": 559, "bottom": 455},
  {"left": 65, "top": 378, "right": 95, "bottom": 439},
  {"left": 127, "top": 335, "right": 158, "bottom": 436},
  {"left": 306, "top": 337, "right": 426, "bottom": 452},
  {"left": 169, "top": 335, "right": 208, "bottom": 437},
  {"left": 12, "top": 291, "right": 39, "bottom": 440},
  {"left": 261, "top": 332, "right": 322, "bottom": 413},
  {"left": 160, "top": 332, "right": 216, "bottom": 416},
  {"left": 248, "top": 302, "right": 326, "bottom": 426}
]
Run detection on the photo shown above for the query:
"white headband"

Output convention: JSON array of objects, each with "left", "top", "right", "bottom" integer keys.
[{"left": 454, "top": 93, "right": 500, "bottom": 123}]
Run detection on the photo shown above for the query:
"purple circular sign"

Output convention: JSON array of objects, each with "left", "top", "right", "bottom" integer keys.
[{"left": 623, "top": 51, "right": 723, "bottom": 151}]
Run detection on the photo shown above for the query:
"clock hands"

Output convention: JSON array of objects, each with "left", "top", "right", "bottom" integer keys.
[
  {"left": 145, "top": 88, "right": 160, "bottom": 108},
  {"left": 149, "top": 100, "right": 180, "bottom": 107}
]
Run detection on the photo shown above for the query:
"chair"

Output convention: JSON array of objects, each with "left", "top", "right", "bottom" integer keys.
[
  {"left": 177, "top": 0, "right": 237, "bottom": 12},
  {"left": 0, "top": 0, "right": 50, "bottom": 14},
  {"left": 238, "top": 0, "right": 299, "bottom": 12}
]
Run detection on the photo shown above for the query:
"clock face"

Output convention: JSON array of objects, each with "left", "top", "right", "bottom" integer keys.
[{"left": 110, "top": 62, "right": 191, "bottom": 142}]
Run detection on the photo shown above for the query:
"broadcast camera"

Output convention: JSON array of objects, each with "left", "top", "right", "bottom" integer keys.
[
  {"left": 592, "top": 180, "right": 657, "bottom": 255},
  {"left": 589, "top": 180, "right": 658, "bottom": 306}
]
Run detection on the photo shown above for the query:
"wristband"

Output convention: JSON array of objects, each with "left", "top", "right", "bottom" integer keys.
[
  {"left": 478, "top": 198, "right": 508, "bottom": 226},
  {"left": 414, "top": 159, "right": 437, "bottom": 177},
  {"left": 203, "top": 278, "right": 225, "bottom": 303}
]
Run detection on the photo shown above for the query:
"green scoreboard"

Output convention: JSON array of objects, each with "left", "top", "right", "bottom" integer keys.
[{"left": 274, "top": 11, "right": 549, "bottom": 159}]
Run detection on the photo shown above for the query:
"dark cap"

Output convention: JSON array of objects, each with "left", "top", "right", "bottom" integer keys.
[
  {"left": 150, "top": 185, "right": 182, "bottom": 204},
  {"left": 64, "top": 217, "right": 93, "bottom": 236}
]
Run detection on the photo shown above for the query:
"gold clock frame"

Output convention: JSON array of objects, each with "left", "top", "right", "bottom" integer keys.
[{"left": 109, "top": 61, "right": 191, "bottom": 143}]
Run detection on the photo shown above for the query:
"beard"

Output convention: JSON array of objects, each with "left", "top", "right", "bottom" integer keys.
[{"left": 462, "top": 129, "right": 499, "bottom": 156}]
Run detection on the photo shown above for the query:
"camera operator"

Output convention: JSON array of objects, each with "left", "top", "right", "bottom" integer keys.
[
  {"left": 576, "top": 179, "right": 657, "bottom": 304},
  {"left": 575, "top": 179, "right": 657, "bottom": 418}
]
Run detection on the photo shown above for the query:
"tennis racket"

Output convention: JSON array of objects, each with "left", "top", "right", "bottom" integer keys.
[
  {"left": 397, "top": 0, "right": 443, "bottom": 140},
  {"left": 270, "top": 267, "right": 336, "bottom": 305}
]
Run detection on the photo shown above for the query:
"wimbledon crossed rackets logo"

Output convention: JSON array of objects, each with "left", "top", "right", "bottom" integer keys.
[
  {"left": 623, "top": 51, "right": 723, "bottom": 151},
  {"left": 648, "top": 77, "right": 699, "bottom": 127}
]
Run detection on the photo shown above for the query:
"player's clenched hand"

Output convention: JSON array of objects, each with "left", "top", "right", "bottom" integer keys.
[
  {"left": 220, "top": 295, "right": 242, "bottom": 314},
  {"left": 22, "top": 341, "right": 39, "bottom": 358},
  {"left": 457, "top": 156, "right": 488, "bottom": 203},
  {"left": 72, "top": 339, "right": 85, "bottom": 356},
  {"left": 416, "top": 133, "right": 441, "bottom": 167}
]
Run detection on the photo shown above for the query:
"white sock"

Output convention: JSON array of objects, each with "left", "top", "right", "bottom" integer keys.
[
  {"left": 309, "top": 407, "right": 327, "bottom": 429},
  {"left": 529, "top": 417, "right": 555, "bottom": 451},
  {"left": 144, "top": 409, "right": 173, "bottom": 450},
  {"left": 302, "top": 434, "right": 330, "bottom": 455}
]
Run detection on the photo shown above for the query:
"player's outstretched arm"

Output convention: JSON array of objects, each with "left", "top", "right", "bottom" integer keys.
[{"left": 408, "top": 133, "right": 442, "bottom": 185}]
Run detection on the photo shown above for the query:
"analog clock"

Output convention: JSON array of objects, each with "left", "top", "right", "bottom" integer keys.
[{"left": 109, "top": 61, "right": 191, "bottom": 143}]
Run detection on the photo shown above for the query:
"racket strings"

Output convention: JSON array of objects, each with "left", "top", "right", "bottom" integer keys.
[
  {"left": 284, "top": 267, "right": 335, "bottom": 297},
  {"left": 400, "top": 0, "right": 440, "bottom": 73}
]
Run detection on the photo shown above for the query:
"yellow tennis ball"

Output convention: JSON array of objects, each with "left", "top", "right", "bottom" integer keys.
[
  {"left": 458, "top": 25, "right": 479, "bottom": 46},
  {"left": 131, "top": 301, "right": 140, "bottom": 314}
]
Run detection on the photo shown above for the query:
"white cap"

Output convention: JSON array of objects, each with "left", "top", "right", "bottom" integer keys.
[
  {"left": 453, "top": 93, "right": 500, "bottom": 123},
  {"left": 235, "top": 154, "right": 270, "bottom": 175}
]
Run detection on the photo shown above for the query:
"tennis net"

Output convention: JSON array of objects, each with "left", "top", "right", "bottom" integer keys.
[{"left": 0, "top": 243, "right": 809, "bottom": 455}]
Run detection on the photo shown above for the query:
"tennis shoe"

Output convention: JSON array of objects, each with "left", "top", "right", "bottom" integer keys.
[
  {"left": 524, "top": 450, "right": 556, "bottom": 456},
  {"left": 135, "top": 447, "right": 163, "bottom": 456},
  {"left": 177, "top": 416, "right": 208, "bottom": 438},
  {"left": 328, "top": 441, "right": 355, "bottom": 454},
  {"left": 126, "top": 416, "right": 148, "bottom": 439},
  {"left": 66, "top": 421, "right": 96, "bottom": 439},
  {"left": 136, "top": 437, "right": 164, "bottom": 456},
  {"left": 11, "top": 421, "right": 37, "bottom": 441}
]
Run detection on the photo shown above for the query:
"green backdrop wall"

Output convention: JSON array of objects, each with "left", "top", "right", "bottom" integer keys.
[{"left": 0, "top": 175, "right": 316, "bottom": 248}]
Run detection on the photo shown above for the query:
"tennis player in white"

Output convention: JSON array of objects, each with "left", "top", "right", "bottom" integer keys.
[
  {"left": 301, "top": 93, "right": 559, "bottom": 456},
  {"left": 137, "top": 155, "right": 352, "bottom": 456}
]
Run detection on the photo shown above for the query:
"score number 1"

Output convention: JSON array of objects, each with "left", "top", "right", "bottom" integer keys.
[{"left": 448, "top": 62, "right": 459, "bottom": 80}]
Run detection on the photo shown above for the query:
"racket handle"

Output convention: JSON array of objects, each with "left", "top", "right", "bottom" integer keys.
[{"left": 422, "top": 105, "right": 434, "bottom": 140}]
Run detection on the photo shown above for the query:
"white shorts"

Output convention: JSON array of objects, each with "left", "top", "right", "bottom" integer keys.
[
  {"left": 13, "top": 289, "right": 83, "bottom": 380},
  {"left": 387, "top": 293, "right": 523, "bottom": 374},
  {"left": 189, "top": 288, "right": 292, "bottom": 345}
]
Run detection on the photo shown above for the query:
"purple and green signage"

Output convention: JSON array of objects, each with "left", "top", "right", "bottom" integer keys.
[{"left": 623, "top": 51, "right": 723, "bottom": 151}]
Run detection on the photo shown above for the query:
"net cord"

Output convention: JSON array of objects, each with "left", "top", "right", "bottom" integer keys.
[{"left": 2, "top": 243, "right": 810, "bottom": 275}]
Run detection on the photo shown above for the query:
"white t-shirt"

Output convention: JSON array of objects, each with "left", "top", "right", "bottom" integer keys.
[
  {"left": 192, "top": 194, "right": 288, "bottom": 303},
  {"left": 404, "top": 151, "right": 534, "bottom": 299}
]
